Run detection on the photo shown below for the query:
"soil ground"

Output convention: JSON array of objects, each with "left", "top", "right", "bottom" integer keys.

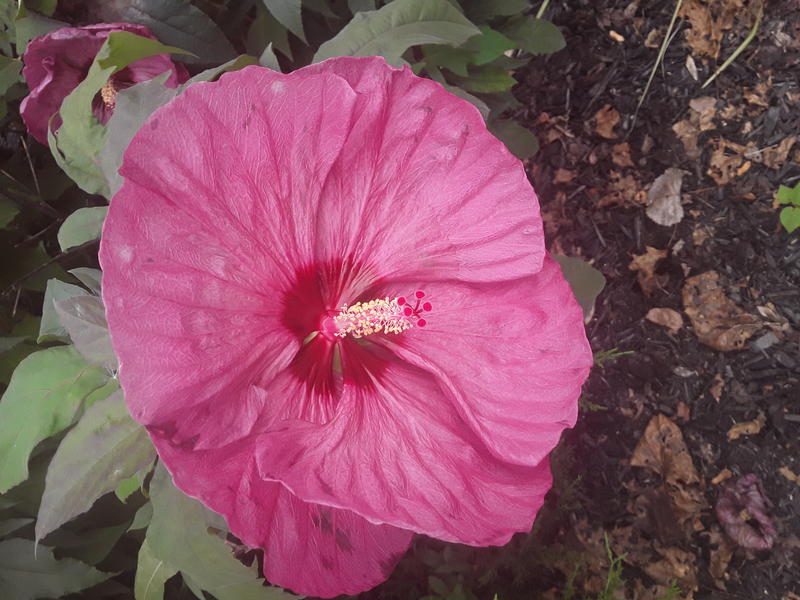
[{"left": 368, "top": 1, "right": 800, "bottom": 599}]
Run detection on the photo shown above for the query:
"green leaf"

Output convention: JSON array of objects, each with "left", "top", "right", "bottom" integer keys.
[
  {"left": 0, "top": 197, "right": 19, "bottom": 228},
  {"left": 0, "top": 55, "right": 22, "bottom": 96},
  {"left": 97, "top": 0, "right": 236, "bottom": 65},
  {"left": 0, "top": 538, "right": 112, "bottom": 600},
  {"left": 0, "top": 346, "right": 109, "bottom": 493},
  {"left": 69, "top": 268, "right": 102, "bottom": 295},
  {"left": 115, "top": 474, "right": 141, "bottom": 502},
  {"left": 38, "top": 278, "right": 88, "bottom": 343},
  {"left": 50, "top": 31, "right": 190, "bottom": 197},
  {"left": 14, "top": 11, "right": 66, "bottom": 54},
  {"left": 0, "top": 242, "right": 69, "bottom": 293},
  {"left": 259, "top": 43, "right": 280, "bottom": 70},
  {"left": 0, "top": 518, "right": 33, "bottom": 539},
  {"left": 147, "top": 465, "right": 294, "bottom": 600},
  {"left": 552, "top": 255, "right": 607, "bottom": 322},
  {"left": 314, "top": 0, "right": 480, "bottom": 66},
  {"left": 488, "top": 118, "right": 539, "bottom": 159},
  {"left": 777, "top": 183, "right": 800, "bottom": 206},
  {"left": 462, "top": 0, "right": 530, "bottom": 23},
  {"left": 502, "top": 16, "right": 566, "bottom": 55},
  {"left": 130, "top": 502, "right": 153, "bottom": 531},
  {"left": 247, "top": 4, "right": 292, "bottom": 60},
  {"left": 450, "top": 64, "right": 516, "bottom": 92},
  {"left": 22, "top": 0, "right": 58, "bottom": 17},
  {"left": 99, "top": 76, "right": 179, "bottom": 197},
  {"left": 35, "top": 391, "right": 155, "bottom": 542},
  {"left": 135, "top": 539, "right": 178, "bottom": 600},
  {"left": 261, "top": 0, "right": 304, "bottom": 42},
  {"left": 780, "top": 205, "right": 800, "bottom": 233},
  {"left": 57, "top": 206, "right": 108, "bottom": 251},
  {"left": 183, "top": 54, "right": 259, "bottom": 86},
  {"left": 348, "top": 0, "right": 376, "bottom": 13}
]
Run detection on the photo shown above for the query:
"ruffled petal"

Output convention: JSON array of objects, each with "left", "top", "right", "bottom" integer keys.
[
  {"left": 254, "top": 358, "right": 553, "bottom": 546},
  {"left": 303, "top": 57, "right": 545, "bottom": 284},
  {"left": 101, "top": 66, "right": 359, "bottom": 443},
  {"left": 153, "top": 436, "right": 412, "bottom": 598},
  {"left": 382, "top": 255, "right": 592, "bottom": 466}
]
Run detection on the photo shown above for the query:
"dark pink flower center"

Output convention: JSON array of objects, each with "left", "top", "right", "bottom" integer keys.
[{"left": 281, "top": 261, "right": 431, "bottom": 402}]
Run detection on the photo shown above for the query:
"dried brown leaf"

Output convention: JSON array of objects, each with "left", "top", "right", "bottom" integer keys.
[
  {"left": 611, "top": 142, "right": 634, "bottom": 167},
  {"left": 594, "top": 104, "right": 621, "bottom": 139},
  {"left": 646, "top": 168, "right": 686, "bottom": 226},
  {"left": 778, "top": 466, "right": 800, "bottom": 485},
  {"left": 646, "top": 308, "right": 684, "bottom": 333},
  {"left": 682, "top": 271, "right": 762, "bottom": 351},
  {"left": 629, "top": 246, "right": 668, "bottom": 296},
  {"left": 727, "top": 413, "right": 766, "bottom": 440},
  {"left": 707, "top": 138, "right": 747, "bottom": 185}
]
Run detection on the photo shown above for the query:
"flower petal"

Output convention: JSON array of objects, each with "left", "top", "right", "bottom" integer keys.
[
  {"left": 101, "top": 66, "right": 359, "bottom": 441},
  {"left": 384, "top": 255, "right": 593, "bottom": 466},
  {"left": 304, "top": 57, "right": 545, "bottom": 283},
  {"left": 254, "top": 360, "right": 553, "bottom": 546},
  {"left": 153, "top": 436, "right": 412, "bottom": 597}
]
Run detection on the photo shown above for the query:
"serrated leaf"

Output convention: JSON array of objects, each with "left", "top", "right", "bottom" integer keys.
[
  {"left": 147, "top": 465, "right": 294, "bottom": 600},
  {"left": 69, "top": 268, "right": 103, "bottom": 295},
  {"left": 552, "top": 255, "right": 606, "bottom": 322},
  {"left": 488, "top": 118, "right": 539, "bottom": 159},
  {"left": 0, "top": 346, "right": 109, "bottom": 493},
  {"left": 38, "top": 279, "right": 88, "bottom": 343},
  {"left": 0, "top": 538, "right": 112, "bottom": 600},
  {"left": 502, "top": 16, "right": 566, "bottom": 55},
  {"left": 54, "top": 296, "right": 119, "bottom": 371},
  {"left": 314, "top": 0, "right": 480, "bottom": 66},
  {"left": 57, "top": 206, "right": 108, "bottom": 251},
  {"left": 780, "top": 205, "right": 800, "bottom": 233},
  {"left": 50, "top": 31, "right": 191, "bottom": 197},
  {"left": 261, "top": 0, "right": 304, "bottom": 42},
  {"left": 135, "top": 539, "right": 178, "bottom": 600},
  {"left": 97, "top": 0, "right": 236, "bottom": 65},
  {"left": 36, "top": 391, "right": 154, "bottom": 541}
]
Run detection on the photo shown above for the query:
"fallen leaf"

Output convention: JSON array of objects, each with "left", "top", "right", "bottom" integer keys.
[
  {"left": 645, "top": 545, "right": 698, "bottom": 589},
  {"left": 689, "top": 96, "right": 718, "bottom": 130},
  {"left": 692, "top": 225, "right": 714, "bottom": 246},
  {"left": 598, "top": 171, "right": 647, "bottom": 208},
  {"left": 553, "top": 168, "right": 576, "bottom": 184},
  {"left": 727, "top": 413, "right": 766, "bottom": 440},
  {"left": 682, "top": 271, "right": 762, "bottom": 351},
  {"left": 611, "top": 142, "right": 634, "bottom": 167},
  {"left": 629, "top": 246, "right": 668, "bottom": 296},
  {"left": 753, "top": 136, "right": 797, "bottom": 169},
  {"left": 644, "top": 28, "right": 662, "bottom": 47},
  {"left": 716, "top": 473, "right": 777, "bottom": 550},
  {"left": 646, "top": 308, "right": 684, "bottom": 333},
  {"left": 672, "top": 97, "right": 717, "bottom": 159},
  {"left": 709, "top": 373, "right": 724, "bottom": 402},
  {"left": 631, "top": 415, "right": 707, "bottom": 534},
  {"left": 707, "top": 527, "right": 735, "bottom": 589},
  {"left": 594, "top": 104, "right": 621, "bottom": 139},
  {"left": 679, "top": 0, "right": 746, "bottom": 59},
  {"left": 646, "top": 168, "right": 686, "bottom": 226},
  {"left": 707, "top": 138, "right": 747, "bottom": 185},
  {"left": 676, "top": 401, "right": 691, "bottom": 421},
  {"left": 778, "top": 466, "right": 800, "bottom": 485},
  {"left": 711, "top": 468, "right": 733, "bottom": 485}
]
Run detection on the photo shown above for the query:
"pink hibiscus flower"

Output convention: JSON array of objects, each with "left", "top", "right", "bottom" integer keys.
[
  {"left": 20, "top": 23, "right": 189, "bottom": 144},
  {"left": 100, "top": 57, "right": 592, "bottom": 597}
]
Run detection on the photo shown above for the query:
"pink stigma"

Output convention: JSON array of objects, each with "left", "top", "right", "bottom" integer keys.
[{"left": 327, "top": 290, "right": 432, "bottom": 339}]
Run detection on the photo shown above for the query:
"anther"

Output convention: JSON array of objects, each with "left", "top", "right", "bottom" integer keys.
[{"left": 331, "top": 290, "right": 432, "bottom": 339}]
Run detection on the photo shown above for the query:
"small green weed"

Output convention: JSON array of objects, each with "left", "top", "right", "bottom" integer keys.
[
  {"left": 777, "top": 183, "right": 800, "bottom": 233},
  {"left": 593, "top": 348, "right": 634, "bottom": 369}
]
